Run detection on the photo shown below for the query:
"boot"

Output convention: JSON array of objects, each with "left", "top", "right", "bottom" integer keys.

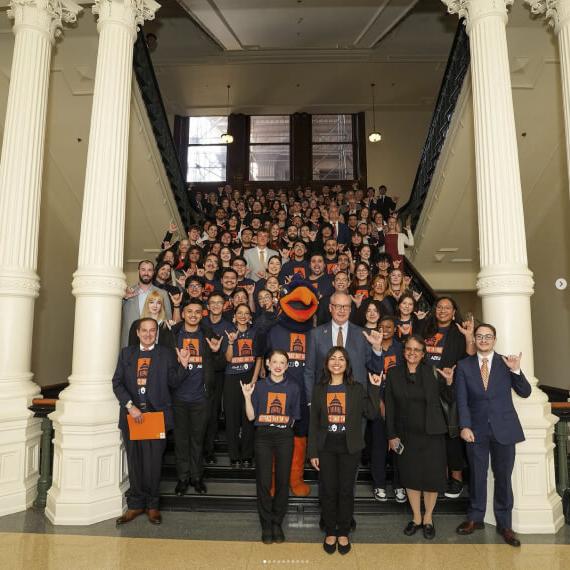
[{"left": 289, "top": 436, "right": 310, "bottom": 497}]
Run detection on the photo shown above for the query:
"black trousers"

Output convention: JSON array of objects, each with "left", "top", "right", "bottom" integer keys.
[
  {"left": 446, "top": 433, "right": 465, "bottom": 472},
  {"left": 122, "top": 429, "right": 167, "bottom": 510},
  {"left": 319, "top": 433, "right": 361, "bottom": 536},
  {"left": 224, "top": 371, "right": 254, "bottom": 461},
  {"left": 203, "top": 370, "right": 225, "bottom": 457},
  {"left": 369, "top": 417, "right": 401, "bottom": 489},
  {"left": 255, "top": 426, "right": 294, "bottom": 530},
  {"left": 173, "top": 399, "right": 209, "bottom": 481}
]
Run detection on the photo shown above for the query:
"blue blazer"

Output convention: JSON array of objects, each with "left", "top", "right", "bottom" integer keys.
[
  {"left": 304, "top": 321, "right": 383, "bottom": 403},
  {"left": 455, "top": 353, "right": 531, "bottom": 445},
  {"left": 112, "top": 345, "right": 183, "bottom": 432},
  {"left": 334, "top": 222, "right": 351, "bottom": 245}
]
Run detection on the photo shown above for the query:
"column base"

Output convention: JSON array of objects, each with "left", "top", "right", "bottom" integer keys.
[
  {"left": 45, "top": 397, "right": 128, "bottom": 526},
  {"left": 0, "top": 413, "right": 41, "bottom": 517}
]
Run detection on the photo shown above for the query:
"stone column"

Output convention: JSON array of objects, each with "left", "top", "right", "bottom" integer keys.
[
  {"left": 525, "top": 1, "right": 570, "bottom": 196},
  {"left": 46, "top": 0, "right": 159, "bottom": 525},
  {"left": 443, "top": 0, "right": 564, "bottom": 533},
  {"left": 0, "top": 0, "right": 81, "bottom": 516}
]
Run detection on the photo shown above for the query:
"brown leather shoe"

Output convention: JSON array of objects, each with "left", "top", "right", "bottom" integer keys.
[
  {"left": 456, "top": 520, "right": 485, "bottom": 535},
  {"left": 116, "top": 508, "right": 145, "bottom": 526},
  {"left": 497, "top": 527, "right": 521, "bottom": 547},
  {"left": 147, "top": 508, "right": 162, "bottom": 525}
]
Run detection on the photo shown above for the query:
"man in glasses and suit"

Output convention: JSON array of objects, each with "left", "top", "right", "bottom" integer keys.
[{"left": 454, "top": 323, "right": 531, "bottom": 547}]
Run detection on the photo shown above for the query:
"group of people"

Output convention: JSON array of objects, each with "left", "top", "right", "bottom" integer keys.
[{"left": 112, "top": 182, "right": 531, "bottom": 552}]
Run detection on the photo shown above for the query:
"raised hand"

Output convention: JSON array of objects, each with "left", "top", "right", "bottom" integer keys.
[
  {"left": 240, "top": 380, "right": 255, "bottom": 398},
  {"left": 392, "top": 259, "right": 402, "bottom": 269},
  {"left": 244, "top": 283, "right": 256, "bottom": 297},
  {"left": 225, "top": 330, "right": 238, "bottom": 345},
  {"left": 414, "top": 310, "right": 428, "bottom": 320},
  {"left": 176, "top": 347, "right": 190, "bottom": 368},
  {"left": 456, "top": 315, "right": 475, "bottom": 337},
  {"left": 412, "top": 290, "right": 422, "bottom": 302},
  {"left": 124, "top": 285, "right": 138, "bottom": 300},
  {"left": 502, "top": 352, "right": 522, "bottom": 371},
  {"left": 362, "top": 329, "right": 383, "bottom": 352},
  {"left": 436, "top": 365, "right": 456, "bottom": 386},
  {"left": 280, "top": 249, "right": 291, "bottom": 259},
  {"left": 206, "top": 336, "right": 222, "bottom": 353},
  {"left": 368, "top": 372, "right": 385, "bottom": 386},
  {"left": 350, "top": 294, "right": 364, "bottom": 308},
  {"left": 284, "top": 275, "right": 293, "bottom": 285},
  {"left": 256, "top": 270, "right": 266, "bottom": 279},
  {"left": 196, "top": 268, "right": 205, "bottom": 277},
  {"left": 169, "top": 292, "right": 182, "bottom": 307}
]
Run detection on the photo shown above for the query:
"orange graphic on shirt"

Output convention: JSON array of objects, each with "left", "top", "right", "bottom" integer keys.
[
  {"left": 397, "top": 322, "right": 412, "bottom": 339},
  {"left": 327, "top": 392, "right": 346, "bottom": 424},
  {"left": 288, "top": 333, "right": 306, "bottom": 361},
  {"left": 425, "top": 332, "right": 445, "bottom": 355},
  {"left": 326, "top": 262, "right": 338, "bottom": 275},
  {"left": 293, "top": 267, "right": 306, "bottom": 278},
  {"left": 232, "top": 338, "right": 255, "bottom": 364},
  {"left": 182, "top": 338, "right": 202, "bottom": 364},
  {"left": 384, "top": 354, "right": 397, "bottom": 373},
  {"left": 354, "top": 289, "right": 369, "bottom": 299},
  {"left": 258, "top": 392, "right": 289, "bottom": 424},
  {"left": 137, "top": 357, "right": 151, "bottom": 386}
]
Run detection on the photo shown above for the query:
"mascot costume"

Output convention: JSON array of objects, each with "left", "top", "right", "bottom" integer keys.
[{"left": 265, "top": 274, "right": 319, "bottom": 496}]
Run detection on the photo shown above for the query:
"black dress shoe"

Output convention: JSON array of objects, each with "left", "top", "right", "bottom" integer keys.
[
  {"left": 423, "top": 523, "right": 436, "bottom": 540},
  {"left": 272, "top": 523, "right": 285, "bottom": 543},
  {"left": 403, "top": 521, "right": 423, "bottom": 536},
  {"left": 231, "top": 460, "right": 241, "bottom": 469},
  {"left": 497, "top": 527, "right": 521, "bottom": 547},
  {"left": 350, "top": 518, "right": 357, "bottom": 531},
  {"left": 175, "top": 479, "right": 189, "bottom": 496},
  {"left": 242, "top": 459, "right": 253, "bottom": 469},
  {"left": 262, "top": 529, "right": 273, "bottom": 544},
  {"left": 323, "top": 538, "right": 337, "bottom": 554},
  {"left": 204, "top": 455, "right": 217, "bottom": 465},
  {"left": 192, "top": 478, "right": 208, "bottom": 494},
  {"left": 337, "top": 538, "right": 351, "bottom": 555},
  {"left": 456, "top": 520, "right": 485, "bottom": 535}
]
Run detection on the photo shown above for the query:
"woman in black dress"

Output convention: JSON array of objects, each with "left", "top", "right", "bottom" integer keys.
[{"left": 384, "top": 335, "right": 454, "bottom": 539}]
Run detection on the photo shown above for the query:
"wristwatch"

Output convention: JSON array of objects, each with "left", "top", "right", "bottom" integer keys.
[{"left": 125, "top": 400, "right": 133, "bottom": 410}]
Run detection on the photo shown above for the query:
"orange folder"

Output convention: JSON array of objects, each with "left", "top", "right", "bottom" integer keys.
[{"left": 127, "top": 412, "right": 166, "bottom": 440}]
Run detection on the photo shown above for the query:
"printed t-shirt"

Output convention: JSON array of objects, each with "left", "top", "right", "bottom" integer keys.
[
  {"left": 251, "top": 376, "right": 301, "bottom": 428},
  {"left": 136, "top": 348, "right": 154, "bottom": 410},
  {"left": 174, "top": 329, "right": 206, "bottom": 403},
  {"left": 326, "top": 384, "right": 347, "bottom": 433},
  {"left": 224, "top": 327, "right": 260, "bottom": 375},
  {"left": 424, "top": 326, "right": 449, "bottom": 365}
]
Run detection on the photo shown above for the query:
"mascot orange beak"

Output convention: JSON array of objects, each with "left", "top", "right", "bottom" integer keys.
[{"left": 280, "top": 286, "right": 319, "bottom": 322}]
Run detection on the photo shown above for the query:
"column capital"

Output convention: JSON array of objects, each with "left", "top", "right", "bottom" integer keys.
[
  {"left": 525, "top": 0, "right": 570, "bottom": 33},
  {"left": 442, "top": 0, "right": 514, "bottom": 31},
  {"left": 92, "top": 0, "right": 160, "bottom": 36},
  {"left": 8, "top": 0, "right": 82, "bottom": 41}
]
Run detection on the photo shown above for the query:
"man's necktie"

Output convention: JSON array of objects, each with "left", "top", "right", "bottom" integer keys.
[
  {"left": 336, "top": 327, "right": 344, "bottom": 348},
  {"left": 481, "top": 357, "right": 489, "bottom": 391},
  {"left": 259, "top": 249, "right": 265, "bottom": 267}
]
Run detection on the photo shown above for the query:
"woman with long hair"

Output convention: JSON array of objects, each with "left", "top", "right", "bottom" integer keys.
[
  {"left": 127, "top": 290, "right": 175, "bottom": 348},
  {"left": 309, "top": 347, "right": 382, "bottom": 555}
]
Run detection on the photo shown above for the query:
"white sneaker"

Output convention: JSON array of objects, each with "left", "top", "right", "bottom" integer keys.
[
  {"left": 395, "top": 488, "right": 407, "bottom": 503},
  {"left": 373, "top": 488, "right": 387, "bottom": 502}
]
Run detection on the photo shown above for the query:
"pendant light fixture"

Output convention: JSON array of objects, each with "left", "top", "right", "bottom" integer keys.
[
  {"left": 220, "top": 84, "right": 234, "bottom": 144},
  {"left": 368, "top": 82, "right": 382, "bottom": 143}
]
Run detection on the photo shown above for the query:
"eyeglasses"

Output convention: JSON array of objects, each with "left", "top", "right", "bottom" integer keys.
[
  {"left": 330, "top": 304, "right": 351, "bottom": 311},
  {"left": 475, "top": 334, "right": 495, "bottom": 341},
  {"left": 404, "top": 347, "right": 423, "bottom": 354}
]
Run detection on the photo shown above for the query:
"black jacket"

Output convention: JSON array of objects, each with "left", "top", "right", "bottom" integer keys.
[
  {"left": 308, "top": 382, "right": 380, "bottom": 457},
  {"left": 384, "top": 362, "right": 453, "bottom": 440},
  {"left": 112, "top": 345, "right": 183, "bottom": 431}
]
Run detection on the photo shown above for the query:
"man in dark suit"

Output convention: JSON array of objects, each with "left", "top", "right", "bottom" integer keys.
[
  {"left": 304, "top": 292, "right": 384, "bottom": 403},
  {"left": 112, "top": 318, "right": 180, "bottom": 526},
  {"left": 372, "top": 185, "right": 397, "bottom": 221},
  {"left": 454, "top": 323, "right": 531, "bottom": 547},
  {"left": 327, "top": 204, "right": 351, "bottom": 246}
]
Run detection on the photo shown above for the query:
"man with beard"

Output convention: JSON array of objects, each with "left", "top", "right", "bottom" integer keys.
[
  {"left": 308, "top": 253, "right": 334, "bottom": 300},
  {"left": 323, "top": 238, "right": 339, "bottom": 275},
  {"left": 121, "top": 260, "right": 172, "bottom": 347}
]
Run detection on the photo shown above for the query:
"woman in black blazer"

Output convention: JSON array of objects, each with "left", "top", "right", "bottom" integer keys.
[
  {"left": 384, "top": 335, "right": 454, "bottom": 540},
  {"left": 308, "top": 346, "right": 382, "bottom": 555}
]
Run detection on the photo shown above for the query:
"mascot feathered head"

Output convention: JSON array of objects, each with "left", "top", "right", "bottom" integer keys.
[{"left": 279, "top": 274, "right": 319, "bottom": 327}]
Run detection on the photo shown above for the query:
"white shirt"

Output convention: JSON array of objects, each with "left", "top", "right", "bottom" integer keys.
[
  {"left": 331, "top": 321, "right": 349, "bottom": 348},
  {"left": 139, "top": 343, "right": 155, "bottom": 352}
]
